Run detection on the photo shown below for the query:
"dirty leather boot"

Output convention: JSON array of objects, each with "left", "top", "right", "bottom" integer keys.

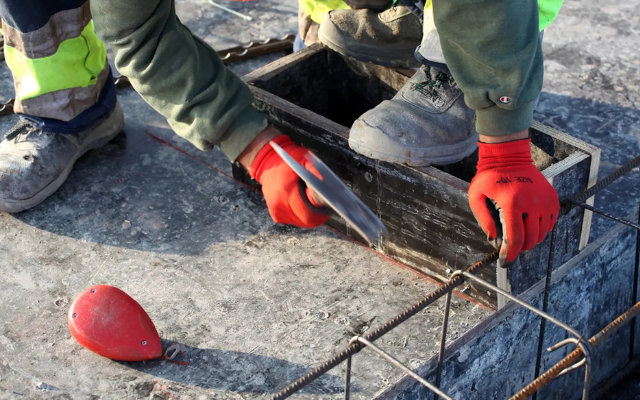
[
  {"left": 0, "top": 102, "right": 124, "bottom": 213},
  {"left": 349, "top": 66, "right": 478, "bottom": 166},
  {"left": 318, "top": 5, "right": 422, "bottom": 68}
]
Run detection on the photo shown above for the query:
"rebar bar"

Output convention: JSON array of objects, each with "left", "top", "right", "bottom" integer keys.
[
  {"left": 343, "top": 355, "right": 353, "bottom": 400},
  {"left": 571, "top": 155, "right": 640, "bottom": 204},
  {"left": 567, "top": 199, "right": 640, "bottom": 231},
  {"left": 533, "top": 225, "right": 559, "bottom": 400},
  {"left": 434, "top": 291, "right": 452, "bottom": 400}
]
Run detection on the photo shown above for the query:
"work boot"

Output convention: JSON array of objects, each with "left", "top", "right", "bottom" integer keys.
[
  {"left": 0, "top": 102, "right": 124, "bottom": 213},
  {"left": 349, "top": 66, "right": 478, "bottom": 166},
  {"left": 318, "top": 5, "right": 422, "bottom": 68}
]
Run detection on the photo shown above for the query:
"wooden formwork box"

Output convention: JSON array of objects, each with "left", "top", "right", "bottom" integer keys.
[{"left": 235, "top": 44, "right": 601, "bottom": 310}]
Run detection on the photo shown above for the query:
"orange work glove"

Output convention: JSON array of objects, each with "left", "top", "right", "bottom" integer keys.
[
  {"left": 250, "top": 135, "right": 332, "bottom": 228},
  {"left": 468, "top": 139, "right": 560, "bottom": 264}
]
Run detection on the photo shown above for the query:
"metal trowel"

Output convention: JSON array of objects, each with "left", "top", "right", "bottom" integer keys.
[{"left": 270, "top": 141, "right": 387, "bottom": 244}]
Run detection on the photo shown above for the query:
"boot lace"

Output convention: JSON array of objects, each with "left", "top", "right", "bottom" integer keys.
[
  {"left": 4, "top": 120, "right": 37, "bottom": 141},
  {"left": 412, "top": 66, "right": 456, "bottom": 102}
]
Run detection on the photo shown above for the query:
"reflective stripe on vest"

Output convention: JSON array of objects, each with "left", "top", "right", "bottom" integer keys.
[{"left": 4, "top": 16, "right": 108, "bottom": 121}]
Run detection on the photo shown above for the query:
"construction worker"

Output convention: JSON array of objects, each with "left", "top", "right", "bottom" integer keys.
[
  {"left": 310, "top": 0, "right": 564, "bottom": 263},
  {"left": 0, "top": 0, "right": 559, "bottom": 264}
]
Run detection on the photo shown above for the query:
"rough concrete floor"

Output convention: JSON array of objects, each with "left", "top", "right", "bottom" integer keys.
[
  {"left": 0, "top": 0, "right": 639, "bottom": 399},
  {"left": 0, "top": 1, "right": 488, "bottom": 399}
]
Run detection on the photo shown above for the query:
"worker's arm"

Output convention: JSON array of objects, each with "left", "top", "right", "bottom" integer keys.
[
  {"left": 90, "top": 0, "right": 266, "bottom": 161},
  {"left": 431, "top": 0, "right": 560, "bottom": 264},
  {"left": 90, "top": 0, "right": 330, "bottom": 228}
]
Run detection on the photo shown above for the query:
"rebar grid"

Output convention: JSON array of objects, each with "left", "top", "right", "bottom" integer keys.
[{"left": 272, "top": 154, "right": 640, "bottom": 400}]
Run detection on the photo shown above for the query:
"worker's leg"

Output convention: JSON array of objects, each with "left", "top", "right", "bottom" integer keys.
[
  {"left": 346, "top": 0, "right": 559, "bottom": 167},
  {"left": 89, "top": 0, "right": 268, "bottom": 161},
  {"left": 346, "top": 1, "right": 476, "bottom": 167},
  {"left": 413, "top": 2, "right": 445, "bottom": 70},
  {"left": 0, "top": 0, "right": 123, "bottom": 213}
]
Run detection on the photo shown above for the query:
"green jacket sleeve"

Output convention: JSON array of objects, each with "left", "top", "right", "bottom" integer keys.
[
  {"left": 431, "top": 0, "right": 543, "bottom": 136},
  {"left": 90, "top": 0, "right": 268, "bottom": 161}
]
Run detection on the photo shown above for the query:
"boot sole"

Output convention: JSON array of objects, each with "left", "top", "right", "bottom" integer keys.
[
  {"left": 0, "top": 102, "right": 125, "bottom": 213},
  {"left": 349, "top": 119, "right": 478, "bottom": 167},
  {"left": 318, "top": 22, "right": 420, "bottom": 69}
]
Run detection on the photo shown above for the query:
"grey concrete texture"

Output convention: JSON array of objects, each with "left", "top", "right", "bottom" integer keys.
[
  {"left": 0, "top": 1, "right": 489, "bottom": 399},
  {"left": 0, "top": 0, "right": 638, "bottom": 400}
]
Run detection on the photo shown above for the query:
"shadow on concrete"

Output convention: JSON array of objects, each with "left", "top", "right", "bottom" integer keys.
[
  {"left": 121, "top": 340, "right": 349, "bottom": 395},
  {"left": 5, "top": 90, "right": 640, "bottom": 256}
]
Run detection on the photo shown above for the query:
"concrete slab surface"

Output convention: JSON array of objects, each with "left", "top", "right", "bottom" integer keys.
[
  {"left": 0, "top": 2, "right": 489, "bottom": 399},
  {"left": 0, "top": 0, "right": 639, "bottom": 399},
  {"left": 0, "top": 63, "right": 489, "bottom": 400}
]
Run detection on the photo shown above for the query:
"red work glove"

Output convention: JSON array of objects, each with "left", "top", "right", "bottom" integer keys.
[
  {"left": 468, "top": 139, "right": 560, "bottom": 264},
  {"left": 249, "top": 135, "right": 332, "bottom": 228}
]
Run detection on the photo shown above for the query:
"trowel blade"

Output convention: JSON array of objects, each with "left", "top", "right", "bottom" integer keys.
[{"left": 270, "top": 141, "right": 387, "bottom": 244}]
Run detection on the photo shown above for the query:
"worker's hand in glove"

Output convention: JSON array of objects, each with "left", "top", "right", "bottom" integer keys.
[
  {"left": 241, "top": 130, "right": 332, "bottom": 228},
  {"left": 468, "top": 138, "right": 560, "bottom": 265}
]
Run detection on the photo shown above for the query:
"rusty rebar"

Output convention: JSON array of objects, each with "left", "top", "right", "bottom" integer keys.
[
  {"left": 434, "top": 291, "right": 453, "bottom": 400},
  {"left": 571, "top": 154, "right": 640, "bottom": 205},
  {"left": 343, "top": 355, "right": 353, "bottom": 400},
  {"left": 509, "top": 300, "right": 640, "bottom": 400},
  {"left": 533, "top": 225, "right": 559, "bottom": 400}
]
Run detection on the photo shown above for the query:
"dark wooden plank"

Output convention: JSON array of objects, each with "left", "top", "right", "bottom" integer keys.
[
  {"left": 532, "top": 121, "right": 601, "bottom": 250},
  {"left": 243, "top": 43, "right": 325, "bottom": 84}
]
